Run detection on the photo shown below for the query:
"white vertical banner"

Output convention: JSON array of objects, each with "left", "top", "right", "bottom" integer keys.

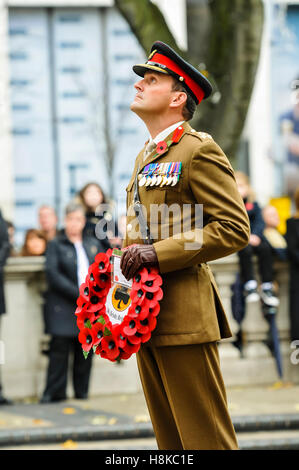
[{"left": 152, "top": 0, "right": 187, "bottom": 50}]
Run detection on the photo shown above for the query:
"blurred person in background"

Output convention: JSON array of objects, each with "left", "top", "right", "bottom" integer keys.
[
  {"left": 0, "top": 210, "right": 12, "bottom": 405},
  {"left": 280, "top": 76, "right": 299, "bottom": 198},
  {"left": 235, "top": 171, "right": 279, "bottom": 307},
  {"left": 77, "top": 182, "right": 121, "bottom": 250},
  {"left": 285, "top": 187, "right": 299, "bottom": 342},
  {"left": 231, "top": 203, "right": 286, "bottom": 353},
  {"left": 38, "top": 205, "right": 59, "bottom": 242},
  {"left": 19, "top": 229, "right": 47, "bottom": 256},
  {"left": 4, "top": 221, "right": 18, "bottom": 256},
  {"left": 262, "top": 205, "right": 288, "bottom": 262},
  {"left": 40, "top": 202, "right": 105, "bottom": 403}
]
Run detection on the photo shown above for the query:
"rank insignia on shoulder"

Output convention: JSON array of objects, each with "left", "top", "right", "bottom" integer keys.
[
  {"left": 139, "top": 162, "right": 182, "bottom": 188},
  {"left": 190, "top": 129, "right": 212, "bottom": 140}
]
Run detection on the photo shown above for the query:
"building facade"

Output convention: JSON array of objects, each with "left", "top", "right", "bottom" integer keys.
[
  {"left": 0, "top": 0, "right": 187, "bottom": 247},
  {"left": 244, "top": 0, "right": 299, "bottom": 218},
  {"left": 1, "top": 0, "right": 298, "bottom": 246}
]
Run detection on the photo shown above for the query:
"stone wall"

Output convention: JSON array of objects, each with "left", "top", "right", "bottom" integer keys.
[{"left": 0, "top": 254, "right": 298, "bottom": 400}]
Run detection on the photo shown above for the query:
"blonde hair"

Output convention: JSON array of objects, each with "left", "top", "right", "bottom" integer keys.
[{"left": 234, "top": 171, "right": 256, "bottom": 203}]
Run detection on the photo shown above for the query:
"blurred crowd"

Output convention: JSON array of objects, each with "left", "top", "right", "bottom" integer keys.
[
  {"left": 0, "top": 182, "right": 125, "bottom": 405},
  {"left": 5, "top": 182, "right": 126, "bottom": 258},
  {"left": 0, "top": 176, "right": 299, "bottom": 404}
]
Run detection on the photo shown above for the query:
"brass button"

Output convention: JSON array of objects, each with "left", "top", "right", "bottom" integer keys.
[{"left": 127, "top": 223, "right": 132, "bottom": 232}]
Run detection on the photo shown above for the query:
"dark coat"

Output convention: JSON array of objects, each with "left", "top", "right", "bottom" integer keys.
[
  {"left": 0, "top": 212, "right": 10, "bottom": 315},
  {"left": 83, "top": 210, "right": 118, "bottom": 251},
  {"left": 244, "top": 199, "right": 265, "bottom": 239},
  {"left": 43, "top": 231, "right": 105, "bottom": 337},
  {"left": 285, "top": 217, "right": 299, "bottom": 340}
]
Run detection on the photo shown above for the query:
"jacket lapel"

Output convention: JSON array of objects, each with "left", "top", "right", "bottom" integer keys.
[{"left": 138, "top": 121, "right": 192, "bottom": 174}]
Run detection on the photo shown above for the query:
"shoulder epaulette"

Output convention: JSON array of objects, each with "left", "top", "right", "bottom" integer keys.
[{"left": 188, "top": 129, "right": 213, "bottom": 142}]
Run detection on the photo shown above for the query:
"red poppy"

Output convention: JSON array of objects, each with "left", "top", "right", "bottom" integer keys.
[
  {"left": 127, "top": 303, "right": 150, "bottom": 321},
  {"left": 75, "top": 300, "right": 88, "bottom": 315},
  {"left": 130, "top": 287, "right": 146, "bottom": 305},
  {"left": 76, "top": 293, "right": 90, "bottom": 311},
  {"left": 91, "top": 321, "right": 106, "bottom": 346},
  {"left": 97, "top": 333, "right": 120, "bottom": 361},
  {"left": 84, "top": 290, "right": 105, "bottom": 312},
  {"left": 88, "top": 264, "right": 112, "bottom": 291},
  {"left": 132, "top": 267, "right": 149, "bottom": 284},
  {"left": 121, "top": 316, "right": 142, "bottom": 337},
  {"left": 119, "top": 350, "right": 133, "bottom": 360},
  {"left": 78, "top": 327, "right": 94, "bottom": 352},
  {"left": 140, "top": 330, "right": 151, "bottom": 343},
  {"left": 76, "top": 308, "right": 96, "bottom": 331},
  {"left": 122, "top": 339, "right": 141, "bottom": 357},
  {"left": 94, "top": 251, "right": 112, "bottom": 274},
  {"left": 156, "top": 140, "right": 168, "bottom": 154},
  {"left": 138, "top": 314, "right": 157, "bottom": 335},
  {"left": 148, "top": 303, "right": 160, "bottom": 317},
  {"left": 124, "top": 331, "right": 143, "bottom": 345},
  {"left": 78, "top": 282, "right": 91, "bottom": 304},
  {"left": 131, "top": 285, "right": 163, "bottom": 309},
  {"left": 111, "top": 324, "right": 125, "bottom": 348},
  {"left": 132, "top": 268, "right": 162, "bottom": 293}
]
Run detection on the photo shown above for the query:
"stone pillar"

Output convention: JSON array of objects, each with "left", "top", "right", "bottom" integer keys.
[
  {"left": 210, "top": 254, "right": 241, "bottom": 359},
  {"left": 1, "top": 257, "right": 47, "bottom": 398}
]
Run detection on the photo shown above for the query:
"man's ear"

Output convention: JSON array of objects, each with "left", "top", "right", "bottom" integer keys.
[{"left": 169, "top": 91, "right": 187, "bottom": 109}]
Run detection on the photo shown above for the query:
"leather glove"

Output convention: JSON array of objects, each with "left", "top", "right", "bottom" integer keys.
[{"left": 120, "top": 244, "right": 158, "bottom": 281}]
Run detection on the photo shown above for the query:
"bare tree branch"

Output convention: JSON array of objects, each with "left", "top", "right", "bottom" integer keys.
[
  {"left": 114, "top": 0, "right": 184, "bottom": 56},
  {"left": 115, "top": 0, "right": 264, "bottom": 166}
]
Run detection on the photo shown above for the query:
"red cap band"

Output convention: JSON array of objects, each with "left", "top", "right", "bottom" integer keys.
[{"left": 149, "top": 52, "right": 205, "bottom": 104}]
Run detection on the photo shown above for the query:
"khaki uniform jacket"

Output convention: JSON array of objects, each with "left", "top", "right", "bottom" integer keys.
[{"left": 123, "top": 121, "right": 250, "bottom": 347}]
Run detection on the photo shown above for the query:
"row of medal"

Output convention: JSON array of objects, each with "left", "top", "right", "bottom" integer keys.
[{"left": 139, "top": 162, "right": 182, "bottom": 187}]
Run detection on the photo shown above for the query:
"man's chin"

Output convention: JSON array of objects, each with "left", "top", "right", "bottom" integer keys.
[
  {"left": 130, "top": 99, "right": 139, "bottom": 109},
  {"left": 130, "top": 101, "right": 143, "bottom": 116}
]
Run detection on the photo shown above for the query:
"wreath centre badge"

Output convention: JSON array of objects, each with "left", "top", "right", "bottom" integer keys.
[
  {"left": 106, "top": 250, "right": 132, "bottom": 325},
  {"left": 75, "top": 248, "right": 163, "bottom": 362}
]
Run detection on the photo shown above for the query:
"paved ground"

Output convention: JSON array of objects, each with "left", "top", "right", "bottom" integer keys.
[{"left": 1, "top": 380, "right": 299, "bottom": 450}]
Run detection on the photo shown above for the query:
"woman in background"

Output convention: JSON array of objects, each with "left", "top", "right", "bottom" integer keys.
[
  {"left": 20, "top": 229, "right": 47, "bottom": 256},
  {"left": 77, "top": 182, "right": 121, "bottom": 249}
]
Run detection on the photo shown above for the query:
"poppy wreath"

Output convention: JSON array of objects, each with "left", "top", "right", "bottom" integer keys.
[{"left": 75, "top": 248, "right": 163, "bottom": 362}]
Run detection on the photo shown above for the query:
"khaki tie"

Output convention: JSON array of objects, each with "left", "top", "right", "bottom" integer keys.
[{"left": 143, "top": 140, "right": 156, "bottom": 161}]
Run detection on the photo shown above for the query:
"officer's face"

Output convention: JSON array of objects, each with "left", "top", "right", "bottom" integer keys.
[{"left": 131, "top": 71, "right": 175, "bottom": 117}]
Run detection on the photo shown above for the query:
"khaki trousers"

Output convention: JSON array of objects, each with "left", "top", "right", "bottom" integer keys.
[{"left": 136, "top": 342, "right": 238, "bottom": 450}]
